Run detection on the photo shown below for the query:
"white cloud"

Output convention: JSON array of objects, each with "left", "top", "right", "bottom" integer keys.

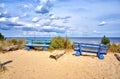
[
  {"left": 9, "top": 17, "right": 19, "bottom": 23},
  {"left": 32, "top": 17, "right": 40, "bottom": 22},
  {"left": 35, "top": 23, "right": 40, "bottom": 27},
  {"left": 50, "top": 14, "right": 56, "bottom": 19},
  {"left": 21, "top": 13, "right": 28, "bottom": 17},
  {"left": 93, "top": 30, "right": 97, "bottom": 33},
  {"left": 40, "top": 0, "right": 56, "bottom": 4},
  {"left": 3, "top": 10, "right": 8, "bottom": 14},
  {"left": 37, "top": 19, "right": 51, "bottom": 25},
  {"left": 35, "top": 0, "right": 55, "bottom": 14},
  {"left": 99, "top": 21, "right": 107, "bottom": 26},
  {"left": 23, "top": 4, "right": 29, "bottom": 8},
  {"left": 51, "top": 19, "right": 65, "bottom": 26},
  {"left": 0, "top": 17, "right": 7, "bottom": 22},
  {"left": 17, "top": 21, "right": 34, "bottom": 27},
  {"left": 42, "top": 25, "right": 65, "bottom": 33},
  {"left": 40, "top": 0, "right": 48, "bottom": 3},
  {"left": 36, "top": 5, "right": 42, "bottom": 10},
  {"left": 43, "top": 26, "right": 53, "bottom": 29},
  {"left": 0, "top": 3, "right": 5, "bottom": 8}
]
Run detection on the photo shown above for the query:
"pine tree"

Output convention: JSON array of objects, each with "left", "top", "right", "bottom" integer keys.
[
  {"left": 0, "top": 33, "right": 5, "bottom": 40},
  {"left": 101, "top": 35, "right": 110, "bottom": 45}
]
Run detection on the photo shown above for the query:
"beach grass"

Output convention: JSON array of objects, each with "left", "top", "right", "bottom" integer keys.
[
  {"left": 108, "top": 43, "right": 120, "bottom": 53},
  {"left": 0, "top": 38, "right": 26, "bottom": 53}
]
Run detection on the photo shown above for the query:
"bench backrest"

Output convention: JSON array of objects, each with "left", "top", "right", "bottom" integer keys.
[{"left": 26, "top": 39, "right": 51, "bottom": 44}]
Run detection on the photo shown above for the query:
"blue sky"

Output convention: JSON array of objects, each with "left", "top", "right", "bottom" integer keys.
[{"left": 0, "top": 0, "right": 120, "bottom": 37}]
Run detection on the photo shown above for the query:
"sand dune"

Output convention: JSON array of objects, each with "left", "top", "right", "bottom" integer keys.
[{"left": 0, "top": 50, "right": 120, "bottom": 79}]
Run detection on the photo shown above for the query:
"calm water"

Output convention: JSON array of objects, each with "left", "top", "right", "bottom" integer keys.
[{"left": 6, "top": 37, "right": 120, "bottom": 44}]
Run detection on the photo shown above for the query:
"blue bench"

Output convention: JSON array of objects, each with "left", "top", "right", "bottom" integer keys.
[
  {"left": 74, "top": 42, "right": 108, "bottom": 59},
  {"left": 25, "top": 39, "right": 51, "bottom": 51}
]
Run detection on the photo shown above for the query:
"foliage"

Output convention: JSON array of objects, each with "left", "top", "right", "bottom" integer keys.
[
  {"left": 108, "top": 43, "right": 120, "bottom": 53},
  {"left": 50, "top": 37, "right": 65, "bottom": 49},
  {"left": 64, "top": 37, "right": 73, "bottom": 49},
  {"left": 101, "top": 35, "right": 110, "bottom": 45},
  {"left": 50, "top": 36, "right": 72, "bottom": 49},
  {"left": 10, "top": 38, "right": 18, "bottom": 45},
  {"left": 0, "top": 33, "right": 5, "bottom": 40},
  {"left": 0, "top": 38, "right": 26, "bottom": 52},
  {"left": 8, "top": 38, "right": 26, "bottom": 45}
]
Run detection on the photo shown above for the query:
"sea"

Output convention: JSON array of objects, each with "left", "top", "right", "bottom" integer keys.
[{"left": 6, "top": 37, "right": 120, "bottom": 44}]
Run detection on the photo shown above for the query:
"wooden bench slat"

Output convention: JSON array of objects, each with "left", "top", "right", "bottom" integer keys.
[
  {"left": 81, "top": 46, "right": 99, "bottom": 49},
  {"left": 25, "top": 44, "right": 50, "bottom": 47},
  {"left": 82, "top": 50, "right": 98, "bottom": 53}
]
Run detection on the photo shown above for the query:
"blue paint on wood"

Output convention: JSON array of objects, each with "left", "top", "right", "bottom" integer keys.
[
  {"left": 25, "top": 39, "right": 51, "bottom": 51},
  {"left": 74, "top": 42, "right": 108, "bottom": 60}
]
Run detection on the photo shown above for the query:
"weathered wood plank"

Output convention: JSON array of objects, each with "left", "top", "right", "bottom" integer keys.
[
  {"left": 114, "top": 54, "right": 120, "bottom": 61},
  {"left": 2, "top": 45, "right": 22, "bottom": 51},
  {"left": 49, "top": 52, "right": 65, "bottom": 60}
]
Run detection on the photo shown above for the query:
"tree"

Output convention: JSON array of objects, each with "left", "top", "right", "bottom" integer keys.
[
  {"left": 101, "top": 35, "right": 110, "bottom": 45},
  {"left": 0, "top": 33, "right": 5, "bottom": 40}
]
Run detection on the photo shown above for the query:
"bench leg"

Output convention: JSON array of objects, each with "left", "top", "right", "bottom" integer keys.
[
  {"left": 43, "top": 46, "right": 47, "bottom": 51},
  {"left": 25, "top": 46, "right": 30, "bottom": 51},
  {"left": 98, "top": 54, "right": 104, "bottom": 60},
  {"left": 75, "top": 51, "right": 81, "bottom": 56}
]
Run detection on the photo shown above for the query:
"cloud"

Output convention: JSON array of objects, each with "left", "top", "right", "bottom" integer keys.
[
  {"left": 36, "top": 19, "right": 52, "bottom": 26},
  {"left": 6, "top": 22, "right": 23, "bottom": 26},
  {"left": 35, "top": 0, "right": 54, "bottom": 14},
  {"left": 20, "top": 13, "right": 28, "bottom": 17},
  {"left": 96, "top": 13, "right": 120, "bottom": 21},
  {"left": 98, "top": 21, "right": 107, "bottom": 26},
  {"left": 21, "top": 27, "right": 37, "bottom": 31},
  {"left": 0, "top": 17, "right": 7, "bottom": 22},
  {"left": 0, "top": 11, "right": 10, "bottom": 18},
  {"left": 0, "top": 16, "right": 23, "bottom": 30},
  {"left": 32, "top": 17, "right": 40, "bottom": 22},
  {"left": 0, "top": 3, "right": 5, "bottom": 8},
  {"left": 50, "top": 15, "right": 71, "bottom": 20},
  {"left": 9, "top": 17, "right": 19, "bottom": 22},
  {"left": 0, "top": 24, "right": 11, "bottom": 30},
  {"left": 42, "top": 25, "right": 65, "bottom": 33},
  {"left": 23, "top": 4, "right": 29, "bottom": 8}
]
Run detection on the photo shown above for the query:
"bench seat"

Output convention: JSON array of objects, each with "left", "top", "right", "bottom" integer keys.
[{"left": 25, "top": 44, "right": 50, "bottom": 47}]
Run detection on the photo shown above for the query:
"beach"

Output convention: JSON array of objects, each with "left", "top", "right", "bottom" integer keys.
[{"left": 0, "top": 49, "right": 120, "bottom": 79}]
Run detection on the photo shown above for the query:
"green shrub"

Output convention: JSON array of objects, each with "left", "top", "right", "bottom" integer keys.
[
  {"left": 50, "top": 36, "right": 65, "bottom": 49},
  {"left": 101, "top": 35, "right": 110, "bottom": 45},
  {"left": 0, "top": 33, "right": 5, "bottom": 40},
  {"left": 50, "top": 36, "right": 72, "bottom": 49}
]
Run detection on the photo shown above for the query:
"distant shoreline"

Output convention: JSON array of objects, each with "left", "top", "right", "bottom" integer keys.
[{"left": 5, "top": 37, "right": 120, "bottom": 44}]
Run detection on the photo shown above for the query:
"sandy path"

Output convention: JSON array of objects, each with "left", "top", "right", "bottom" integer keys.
[{"left": 0, "top": 50, "right": 120, "bottom": 79}]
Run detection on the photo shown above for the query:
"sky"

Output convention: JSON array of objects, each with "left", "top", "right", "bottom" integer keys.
[{"left": 0, "top": 0, "right": 120, "bottom": 37}]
